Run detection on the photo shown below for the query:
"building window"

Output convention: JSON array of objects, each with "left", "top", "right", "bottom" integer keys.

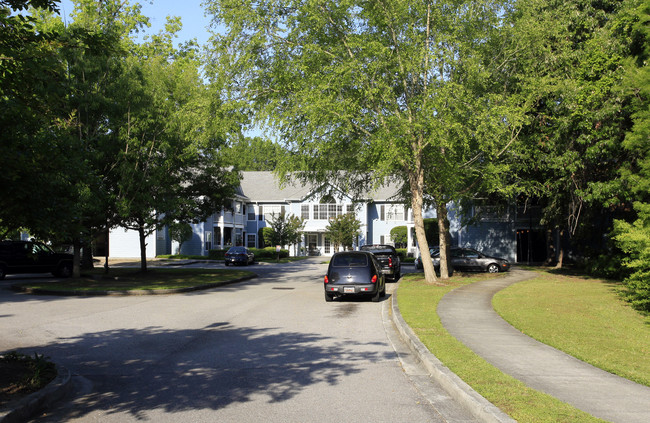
[
  {"left": 380, "top": 235, "right": 385, "bottom": 244},
  {"left": 259, "top": 206, "right": 263, "bottom": 221},
  {"left": 475, "top": 202, "right": 509, "bottom": 221},
  {"left": 205, "top": 231, "right": 213, "bottom": 251},
  {"left": 247, "top": 234, "right": 256, "bottom": 248},
  {"left": 301, "top": 205, "right": 310, "bottom": 219},
  {"left": 313, "top": 204, "right": 344, "bottom": 220},
  {"left": 387, "top": 205, "right": 405, "bottom": 221},
  {"left": 346, "top": 204, "right": 355, "bottom": 214},
  {"left": 248, "top": 206, "right": 256, "bottom": 221},
  {"left": 324, "top": 237, "right": 331, "bottom": 254},
  {"left": 264, "top": 205, "right": 286, "bottom": 221}
]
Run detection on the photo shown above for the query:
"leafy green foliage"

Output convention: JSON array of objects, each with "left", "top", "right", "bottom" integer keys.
[
  {"left": 168, "top": 222, "right": 193, "bottom": 253},
  {"left": 325, "top": 213, "right": 362, "bottom": 252},
  {"left": 222, "top": 136, "right": 286, "bottom": 171},
  {"left": 206, "top": 0, "right": 526, "bottom": 282},
  {"left": 258, "top": 227, "right": 274, "bottom": 248},
  {"left": 611, "top": 1, "right": 650, "bottom": 312},
  {"left": 389, "top": 226, "right": 407, "bottom": 248},
  {"left": 508, "top": 0, "right": 641, "bottom": 265},
  {"left": 267, "top": 211, "right": 305, "bottom": 247}
]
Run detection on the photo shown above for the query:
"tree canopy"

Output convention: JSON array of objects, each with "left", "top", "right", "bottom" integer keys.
[
  {"left": 206, "top": 0, "right": 526, "bottom": 282},
  {"left": 1, "top": 0, "right": 240, "bottom": 273}
]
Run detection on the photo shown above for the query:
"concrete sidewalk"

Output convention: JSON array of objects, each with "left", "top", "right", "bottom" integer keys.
[{"left": 437, "top": 268, "right": 650, "bottom": 423}]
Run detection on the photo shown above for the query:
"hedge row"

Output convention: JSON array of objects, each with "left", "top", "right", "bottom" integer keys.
[{"left": 208, "top": 247, "right": 289, "bottom": 260}]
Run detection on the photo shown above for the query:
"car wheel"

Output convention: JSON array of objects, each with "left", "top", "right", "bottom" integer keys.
[
  {"left": 380, "top": 284, "right": 386, "bottom": 297},
  {"left": 325, "top": 291, "right": 334, "bottom": 302},
  {"left": 372, "top": 287, "right": 382, "bottom": 302},
  {"left": 487, "top": 263, "right": 500, "bottom": 273},
  {"left": 224, "top": 262, "right": 229, "bottom": 266},
  {"left": 0, "top": 266, "right": 6, "bottom": 280}
]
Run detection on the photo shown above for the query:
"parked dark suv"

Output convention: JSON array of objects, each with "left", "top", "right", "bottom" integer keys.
[
  {"left": 0, "top": 241, "right": 73, "bottom": 279},
  {"left": 359, "top": 244, "right": 401, "bottom": 281}
]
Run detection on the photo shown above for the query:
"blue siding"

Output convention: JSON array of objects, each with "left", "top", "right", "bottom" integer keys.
[{"left": 457, "top": 221, "right": 516, "bottom": 262}]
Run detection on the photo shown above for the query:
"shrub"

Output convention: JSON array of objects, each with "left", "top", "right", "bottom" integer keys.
[
  {"left": 390, "top": 226, "right": 407, "bottom": 248},
  {"left": 614, "top": 202, "right": 650, "bottom": 313},
  {"left": 208, "top": 249, "right": 228, "bottom": 260},
  {"left": 258, "top": 227, "right": 274, "bottom": 248},
  {"left": 396, "top": 248, "right": 408, "bottom": 260},
  {"left": 248, "top": 247, "right": 289, "bottom": 259}
]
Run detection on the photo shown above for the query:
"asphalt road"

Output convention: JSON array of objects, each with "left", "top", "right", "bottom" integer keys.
[{"left": 1, "top": 259, "right": 477, "bottom": 422}]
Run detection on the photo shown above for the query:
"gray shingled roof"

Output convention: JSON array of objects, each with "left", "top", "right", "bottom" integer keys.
[{"left": 239, "top": 171, "right": 402, "bottom": 203}]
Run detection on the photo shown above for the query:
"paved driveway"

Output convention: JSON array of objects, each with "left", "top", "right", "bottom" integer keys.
[{"left": 1, "top": 259, "right": 476, "bottom": 422}]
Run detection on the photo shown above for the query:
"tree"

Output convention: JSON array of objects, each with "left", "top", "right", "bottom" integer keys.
[
  {"left": 0, "top": 0, "right": 102, "bottom": 279},
  {"left": 507, "top": 0, "right": 638, "bottom": 267},
  {"left": 223, "top": 136, "right": 287, "bottom": 171},
  {"left": 268, "top": 211, "right": 305, "bottom": 260},
  {"left": 169, "top": 222, "right": 193, "bottom": 254},
  {"left": 613, "top": 0, "right": 650, "bottom": 312},
  {"left": 206, "top": 0, "right": 526, "bottom": 283},
  {"left": 325, "top": 214, "right": 362, "bottom": 252},
  {"left": 104, "top": 14, "right": 239, "bottom": 272},
  {"left": 258, "top": 227, "right": 273, "bottom": 248}
]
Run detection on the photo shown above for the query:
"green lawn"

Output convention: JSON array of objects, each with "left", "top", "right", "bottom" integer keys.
[
  {"left": 397, "top": 271, "right": 622, "bottom": 422},
  {"left": 493, "top": 270, "right": 650, "bottom": 387},
  {"left": 13, "top": 268, "right": 255, "bottom": 292}
]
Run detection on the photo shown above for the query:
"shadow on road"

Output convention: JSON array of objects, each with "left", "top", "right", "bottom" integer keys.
[{"left": 25, "top": 319, "right": 393, "bottom": 420}]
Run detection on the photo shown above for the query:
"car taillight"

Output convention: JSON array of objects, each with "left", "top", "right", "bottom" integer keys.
[
  {"left": 371, "top": 274, "right": 377, "bottom": 284},
  {"left": 388, "top": 257, "right": 393, "bottom": 267},
  {"left": 324, "top": 275, "right": 329, "bottom": 284}
]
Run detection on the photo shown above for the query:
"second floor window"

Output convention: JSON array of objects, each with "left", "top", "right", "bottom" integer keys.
[
  {"left": 313, "top": 204, "right": 343, "bottom": 220},
  {"left": 264, "top": 205, "right": 286, "bottom": 221},
  {"left": 381, "top": 204, "right": 405, "bottom": 221}
]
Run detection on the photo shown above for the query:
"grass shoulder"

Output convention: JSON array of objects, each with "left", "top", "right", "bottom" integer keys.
[
  {"left": 493, "top": 268, "right": 650, "bottom": 387},
  {"left": 157, "top": 254, "right": 310, "bottom": 264},
  {"left": 397, "top": 272, "right": 605, "bottom": 422},
  {"left": 12, "top": 268, "right": 256, "bottom": 292}
]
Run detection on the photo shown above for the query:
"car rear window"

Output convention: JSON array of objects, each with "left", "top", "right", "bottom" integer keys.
[
  {"left": 228, "top": 247, "right": 246, "bottom": 253},
  {"left": 332, "top": 254, "right": 369, "bottom": 267},
  {"left": 361, "top": 245, "right": 395, "bottom": 253}
]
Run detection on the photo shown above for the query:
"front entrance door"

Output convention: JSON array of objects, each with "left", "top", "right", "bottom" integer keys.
[{"left": 308, "top": 234, "right": 318, "bottom": 256}]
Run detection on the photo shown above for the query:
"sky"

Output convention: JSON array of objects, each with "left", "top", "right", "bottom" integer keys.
[{"left": 58, "top": 0, "right": 214, "bottom": 46}]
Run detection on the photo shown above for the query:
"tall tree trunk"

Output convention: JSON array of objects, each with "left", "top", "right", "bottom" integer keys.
[
  {"left": 73, "top": 238, "right": 82, "bottom": 278},
  {"left": 409, "top": 170, "right": 437, "bottom": 284},
  {"left": 81, "top": 239, "right": 94, "bottom": 269},
  {"left": 138, "top": 224, "right": 148, "bottom": 273},
  {"left": 436, "top": 202, "right": 452, "bottom": 279},
  {"left": 555, "top": 229, "right": 565, "bottom": 269}
]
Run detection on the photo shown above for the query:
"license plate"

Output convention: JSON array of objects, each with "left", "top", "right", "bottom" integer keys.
[{"left": 344, "top": 287, "right": 355, "bottom": 293}]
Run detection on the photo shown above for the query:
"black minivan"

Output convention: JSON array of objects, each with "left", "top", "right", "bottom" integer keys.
[
  {"left": 0, "top": 241, "right": 73, "bottom": 279},
  {"left": 324, "top": 251, "right": 386, "bottom": 302}
]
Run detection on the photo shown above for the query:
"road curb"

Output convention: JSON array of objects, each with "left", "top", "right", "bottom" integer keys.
[
  {"left": 390, "top": 290, "right": 515, "bottom": 423},
  {"left": 0, "top": 364, "right": 72, "bottom": 423}
]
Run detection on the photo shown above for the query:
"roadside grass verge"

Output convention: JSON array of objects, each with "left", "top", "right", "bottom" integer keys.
[
  {"left": 13, "top": 268, "right": 255, "bottom": 292},
  {"left": 397, "top": 273, "right": 604, "bottom": 422},
  {"left": 493, "top": 269, "right": 650, "bottom": 387},
  {"left": 156, "top": 254, "right": 310, "bottom": 264}
]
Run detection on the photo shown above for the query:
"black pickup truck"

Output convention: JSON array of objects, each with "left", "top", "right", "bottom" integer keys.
[{"left": 359, "top": 244, "right": 401, "bottom": 281}]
